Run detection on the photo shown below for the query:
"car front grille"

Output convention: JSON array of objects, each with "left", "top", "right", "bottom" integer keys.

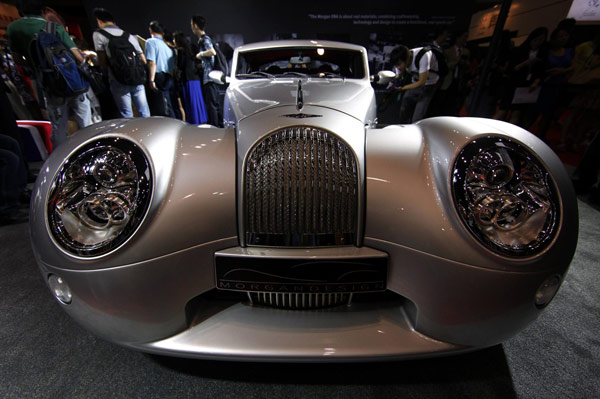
[{"left": 244, "top": 127, "right": 358, "bottom": 246}]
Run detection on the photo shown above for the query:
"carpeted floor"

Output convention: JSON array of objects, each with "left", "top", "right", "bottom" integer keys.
[{"left": 0, "top": 200, "right": 598, "bottom": 399}]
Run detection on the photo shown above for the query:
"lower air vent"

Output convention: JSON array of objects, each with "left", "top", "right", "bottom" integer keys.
[{"left": 248, "top": 292, "right": 351, "bottom": 309}]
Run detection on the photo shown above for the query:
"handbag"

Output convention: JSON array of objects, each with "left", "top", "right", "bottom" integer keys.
[
  {"left": 78, "top": 63, "right": 106, "bottom": 94},
  {"left": 146, "top": 87, "right": 169, "bottom": 116}
]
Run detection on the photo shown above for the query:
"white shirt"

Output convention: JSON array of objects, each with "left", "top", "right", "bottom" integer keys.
[{"left": 408, "top": 47, "right": 439, "bottom": 86}]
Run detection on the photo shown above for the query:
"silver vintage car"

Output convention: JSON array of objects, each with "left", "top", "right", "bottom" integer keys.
[{"left": 30, "top": 40, "right": 578, "bottom": 361}]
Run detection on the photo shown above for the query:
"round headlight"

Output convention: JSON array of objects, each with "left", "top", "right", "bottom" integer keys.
[
  {"left": 47, "top": 137, "right": 152, "bottom": 257},
  {"left": 452, "top": 136, "right": 560, "bottom": 257}
]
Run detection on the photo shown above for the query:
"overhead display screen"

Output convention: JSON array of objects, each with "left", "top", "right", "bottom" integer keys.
[{"left": 567, "top": 0, "right": 600, "bottom": 23}]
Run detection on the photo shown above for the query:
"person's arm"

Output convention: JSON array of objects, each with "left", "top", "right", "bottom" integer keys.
[
  {"left": 514, "top": 59, "right": 532, "bottom": 71},
  {"left": 399, "top": 71, "right": 429, "bottom": 90},
  {"left": 56, "top": 25, "right": 83, "bottom": 63},
  {"left": 69, "top": 47, "right": 84, "bottom": 63},
  {"left": 512, "top": 48, "right": 537, "bottom": 72},
  {"left": 398, "top": 51, "right": 430, "bottom": 91},
  {"left": 148, "top": 60, "right": 156, "bottom": 89},
  {"left": 195, "top": 47, "right": 216, "bottom": 59},
  {"left": 145, "top": 41, "right": 156, "bottom": 88}
]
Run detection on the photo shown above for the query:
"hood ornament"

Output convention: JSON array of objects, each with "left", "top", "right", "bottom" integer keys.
[
  {"left": 296, "top": 80, "right": 304, "bottom": 111},
  {"left": 283, "top": 79, "right": 321, "bottom": 118}
]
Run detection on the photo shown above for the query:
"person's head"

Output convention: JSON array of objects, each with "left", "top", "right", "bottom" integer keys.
[
  {"left": 556, "top": 18, "right": 576, "bottom": 34},
  {"left": 173, "top": 31, "right": 185, "bottom": 48},
  {"left": 390, "top": 45, "right": 411, "bottom": 72},
  {"left": 433, "top": 28, "right": 448, "bottom": 45},
  {"left": 550, "top": 27, "right": 570, "bottom": 48},
  {"left": 41, "top": 7, "right": 65, "bottom": 26},
  {"left": 17, "top": 0, "right": 43, "bottom": 16},
  {"left": 191, "top": 15, "right": 205, "bottom": 36},
  {"left": 92, "top": 8, "right": 115, "bottom": 28},
  {"left": 523, "top": 27, "right": 548, "bottom": 50},
  {"left": 149, "top": 20, "right": 164, "bottom": 36},
  {"left": 173, "top": 31, "right": 192, "bottom": 55}
]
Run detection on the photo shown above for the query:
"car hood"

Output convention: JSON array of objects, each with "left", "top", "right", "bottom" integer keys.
[{"left": 226, "top": 78, "right": 375, "bottom": 123}]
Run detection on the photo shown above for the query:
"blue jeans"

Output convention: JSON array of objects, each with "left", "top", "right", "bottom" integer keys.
[
  {"left": 46, "top": 91, "right": 93, "bottom": 148},
  {"left": 109, "top": 80, "right": 151, "bottom": 119}
]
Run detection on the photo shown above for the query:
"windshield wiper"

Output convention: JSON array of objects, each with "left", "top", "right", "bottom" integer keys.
[
  {"left": 236, "top": 71, "right": 275, "bottom": 79},
  {"left": 280, "top": 71, "right": 309, "bottom": 78},
  {"left": 314, "top": 72, "right": 345, "bottom": 79}
]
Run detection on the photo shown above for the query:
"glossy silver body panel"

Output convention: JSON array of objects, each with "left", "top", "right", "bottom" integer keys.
[
  {"left": 225, "top": 79, "right": 377, "bottom": 125},
  {"left": 30, "top": 41, "right": 578, "bottom": 361}
]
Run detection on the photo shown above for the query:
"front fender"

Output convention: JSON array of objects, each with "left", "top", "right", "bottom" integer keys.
[
  {"left": 30, "top": 117, "right": 238, "bottom": 270},
  {"left": 364, "top": 116, "right": 578, "bottom": 346},
  {"left": 365, "top": 116, "right": 578, "bottom": 271}
]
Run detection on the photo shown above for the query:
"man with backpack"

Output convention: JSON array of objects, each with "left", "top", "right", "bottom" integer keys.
[
  {"left": 191, "top": 15, "right": 223, "bottom": 127},
  {"left": 92, "top": 8, "right": 150, "bottom": 119},
  {"left": 389, "top": 44, "right": 445, "bottom": 124},
  {"left": 6, "top": 0, "right": 92, "bottom": 148}
]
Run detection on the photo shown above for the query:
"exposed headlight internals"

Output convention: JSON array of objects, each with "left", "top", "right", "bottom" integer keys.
[
  {"left": 452, "top": 136, "right": 560, "bottom": 257},
  {"left": 47, "top": 138, "right": 152, "bottom": 257}
]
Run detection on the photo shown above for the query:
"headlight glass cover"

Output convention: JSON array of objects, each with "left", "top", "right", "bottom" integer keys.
[
  {"left": 452, "top": 136, "right": 560, "bottom": 257},
  {"left": 47, "top": 138, "right": 152, "bottom": 257}
]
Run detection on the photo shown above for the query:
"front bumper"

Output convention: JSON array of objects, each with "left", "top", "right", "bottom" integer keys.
[
  {"left": 38, "top": 241, "right": 558, "bottom": 361},
  {"left": 133, "top": 301, "right": 469, "bottom": 362}
]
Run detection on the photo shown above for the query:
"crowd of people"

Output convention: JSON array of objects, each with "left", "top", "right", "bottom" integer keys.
[
  {"left": 89, "top": 9, "right": 224, "bottom": 128},
  {"left": 0, "top": 0, "right": 226, "bottom": 225},
  {"left": 4, "top": 2, "right": 224, "bottom": 137},
  {"left": 2, "top": 1, "right": 600, "bottom": 225},
  {"left": 382, "top": 27, "right": 473, "bottom": 124},
  {"left": 384, "top": 20, "right": 600, "bottom": 204},
  {"left": 385, "top": 20, "right": 599, "bottom": 153}
]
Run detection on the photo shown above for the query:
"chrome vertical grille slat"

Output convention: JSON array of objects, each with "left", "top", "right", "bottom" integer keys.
[
  {"left": 245, "top": 127, "right": 358, "bottom": 246},
  {"left": 248, "top": 292, "right": 351, "bottom": 309}
]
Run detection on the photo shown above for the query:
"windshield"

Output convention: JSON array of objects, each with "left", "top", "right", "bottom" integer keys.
[{"left": 235, "top": 47, "right": 366, "bottom": 79}]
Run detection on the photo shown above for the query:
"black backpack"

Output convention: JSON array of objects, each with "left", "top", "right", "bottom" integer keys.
[
  {"left": 215, "top": 43, "right": 229, "bottom": 75},
  {"left": 97, "top": 29, "right": 146, "bottom": 85},
  {"left": 210, "top": 39, "right": 229, "bottom": 76},
  {"left": 414, "top": 45, "right": 448, "bottom": 79},
  {"left": 28, "top": 21, "right": 89, "bottom": 97}
]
